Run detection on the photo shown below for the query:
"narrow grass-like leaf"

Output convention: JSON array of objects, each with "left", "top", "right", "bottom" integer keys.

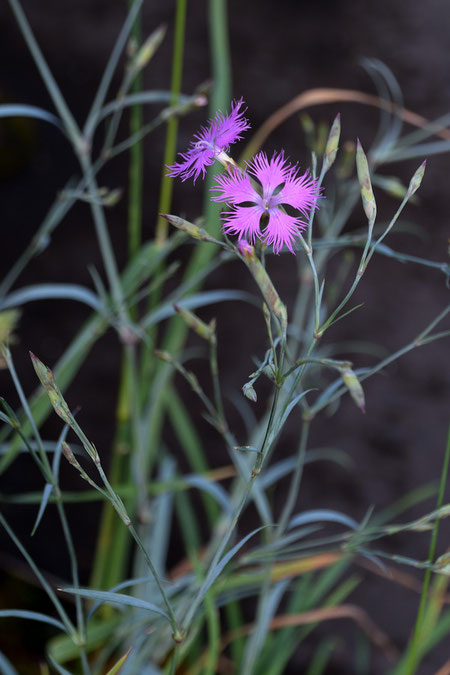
[
  {"left": 305, "top": 637, "right": 340, "bottom": 675},
  {"left": 0, "top": 284, "right": 103, "bottom": 312},
  {"left": 185, "top": 475, "right": 232, "bottom": 516},
  {"left": 0, "top": 103, "right": 63, "bottom": 129},
  {"left": 141, "top": 290, "right": 257, "bottom": 329},
  {"left": 0, "top": 650, "right": 19, "bottom": 675},
  {"left": 0, "top": 513, "right": 76, "bottom": 639},
  {"left": 97, "top": 91, "right": 193, "bottom": 121},
  {"left": 31, "top": 482, "right": 54, "bottom": 536},
  {"left": 47, "top": 618, "right": 120, "bottom": 665},
  {"left": 61, "top": 588, "right": 170, "bottom": 620},
  {"left": 47, "top": 655, "right": 72, "bottom": 675},
  {"left": 196, "top": 526, "right": 267, "bottom": 606},
  {"left": 241, "top": 579, "right": 290, "bottom": 674},
  {"left": 0, "top": 413, "right": 12, "bottom": 426},
  {"left": 165, "top": 386, "right": 219, "bottom": 525},
  {"left": 0, "top": 610, "right": 66, "bottom": 632},
  {"left": 288, "top": 509, "right": 359, "bottom": 531},
  {"left": 276, "top": 389, "right": 314, "bottom": 430},
  {"left": 106, "top": 649, "right": 131, "bottom": 675}
]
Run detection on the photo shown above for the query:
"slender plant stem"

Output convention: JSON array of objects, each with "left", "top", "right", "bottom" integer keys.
[
  {"left": 127, "top": 522, "right": 182, "bottom": 639},
  {"left": 83, "top": 0, "right": 144, "bottom": 138},
  {"left": 404, "top": 420, "right": 450, "bottom": 674},
  {"left": 77, "top": 155, "right": 129, "bottom": 328},
  {"left": 277, "top": 418, "right": 311, "bottom": 533},
  {"left": 155, "top": 0, "right": 188, "bottom": 246},
  {"left": 4, "top": 350, "right": 52, "bottom": 479},
  {"left": 0, "top": 512, "right": 79, "bottom": 642},
  {"left": 55, "top": 500, "right": 89, "bottom": 672},
  {"left": 127, "top": 4, "right": 144, "bottom": 263},
  {"left": 7, "top": 0, "right": 80, "bottom": 146}
]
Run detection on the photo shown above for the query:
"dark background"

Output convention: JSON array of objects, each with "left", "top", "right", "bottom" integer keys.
[{"left": 0, "top": 1, "right": 449, "bottom": 673}]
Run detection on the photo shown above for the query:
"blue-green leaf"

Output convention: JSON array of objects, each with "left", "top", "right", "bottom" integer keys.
[
  {"left": 0, "top": 284, "right": 103, "bottom": 312},
  {"left": 31, "top": 483, "right": 54, "bottom": 536},
  {"left": 0, "top": 104, "right": 63, "bottom": 130},
  {"left": 0, "top": 610, "right": 66, "bottom": 631},
  {"left": 288, "top": 509, "right": 359, "bottom": 531},
  {"left": 142, "top": 290, "right": 257, "bottom": 329},
  {"left": 0, "top": 649, "right": 19, "bottom": 675},
  {"left": 61, "top": 588, "right": 170, "bottom": 620}
]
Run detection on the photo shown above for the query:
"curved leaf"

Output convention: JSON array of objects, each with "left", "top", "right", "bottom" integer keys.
[
  {"left": 276, "top": 389, "right": 314, "bottom": 430},
  {"left": 47, "top": 655, "right": 72, "bottom": 675},
  {"left": 31, "top": 483, "right": 54, "bottom": 536},
  {"left": 0, "top": 284, "right": 103, "bottom": 312},
  {"left": 0, "top": 650, "right": 19, "bottom": 675},
  {"left": 141, "top": 290, "right": 258, "bottom": 329},
  {"left": 288, "top": 509, "right": 359, "bottom": 531},
  {"left": 0, "top": 104, "right": 63, "bottom": 130},
  {"left": 185, "top": 475, "right": 232, "bottom": 516},
  {"left": 199, "top": 526, "right": 267, "bottom": 603},
  {"left": 0, "top": 610, "right": 66, "bottom": 632},
  {"left": 98, "top": 91, "right": 193, "bottom": 122},
  {"left": 61, "top": 588, "right": 170, "bottom": 621}
]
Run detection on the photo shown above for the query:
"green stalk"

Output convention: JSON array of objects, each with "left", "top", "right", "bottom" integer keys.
[
  {"left": 155, "top": 0, "right": 188, "bottom": 246},
  {"left": 403, "top": 421, "right": 450, "bottom": 674},
  {"left": 7, "top": 0, "right": 80, "bottom": 147},
  {"left": 128, "top": 6, "right": 144, "bottom": 262},
  {"left": 0, "top": 512, "right": 79, "bottom": 644},
  {"left": 91, "top": 0, "right": 144, "bottom": 592},
  {"left": 138, "top": 0, "right": 231, "bottom": 482}
]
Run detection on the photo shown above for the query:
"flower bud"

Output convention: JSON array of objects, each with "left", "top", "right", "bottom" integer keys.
[
  {"left": 239, "top": 245, "right": 288, "bottom": 337},
  {"left": 339, "top": 363, "right": 365, "bottom": 413},
  {"left": 132, "top": 25, "right": 167, "bottom": 73},
  {"left": 323, "top": 113, "right": 341, "bottom": 172},
  {"left": 30, "top": 352, "right": 73, "bottom": 425},
  {"left": 173, "top": 304, "right": 214, "bottom": 341},
  {"left": 356, "top": 139, "right": 377, "bottom": 224},
  {"left": 154, "top": 349, "right": 173, "bottom": 363},
  {"left": 406, "top": 160, "right": 426, "bottom": 198},
  {"left": 242, "top": 382, "right": 257, "bottom": 402},
  {"left": 434, "top": 551, "right": 450, "bottom": 575},
  {"left": 62, "top": 441, "right": 81, "bottom": 469},
  {"left": 160, "top": 214, "right": 221, "bottom": 244}
]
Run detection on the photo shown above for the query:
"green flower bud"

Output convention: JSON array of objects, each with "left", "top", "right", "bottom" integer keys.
[{"left": 356, "top": 139, "right": 377, "bottom": 224}]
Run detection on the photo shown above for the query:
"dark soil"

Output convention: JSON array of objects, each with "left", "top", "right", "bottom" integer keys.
[{"left": 0, "top": 1, "right": 449, "bottom": 673}]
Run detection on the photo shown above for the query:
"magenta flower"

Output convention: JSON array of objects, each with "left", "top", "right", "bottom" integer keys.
[
  {"left": 211, "top": 151, "right": 321, "bottom": 254},
  {"left": 167, "top": 98, "right": 250, "bottom": 184}
]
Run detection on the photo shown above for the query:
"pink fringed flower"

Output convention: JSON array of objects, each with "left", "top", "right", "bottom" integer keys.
[
  {"left": 167, "top": 98, "right": 250, "bottom": 183},
  {"left": 211, "top": 151, "right": 321, "bottom": 254}
]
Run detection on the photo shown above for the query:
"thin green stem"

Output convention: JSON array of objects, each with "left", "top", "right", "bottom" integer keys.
[
  {"left": 4, "top": 350, "right": 52, "bottom": 480},
  {"left": 55, "top": 500, "right": 89, "bottom": 671},
  {"left": 127, "top": 522, "right": 182, "bottom": 639},
  {"left": 155, "top": 0, "right": 187, "bottom": 246},
  {"left": 127, "top": 8, "right": 144, "bottom": 262},
  {"left": 277, "top": 418, "right": 311, "bottom": 533},
  {"left": 83, "top": 0, "right": 144, "bottom": 138},
  {"left": 404, "top": 421, "right": 450, "bottom": 674},
  {"left": 0, "top": 511, "right": 79, "bottom": 643},
  {"left": 7, "top": 0, "right": 80, "bottom": 146},
  {"left": 77, "top": 155, "right": 129, "bottom": 328}
]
